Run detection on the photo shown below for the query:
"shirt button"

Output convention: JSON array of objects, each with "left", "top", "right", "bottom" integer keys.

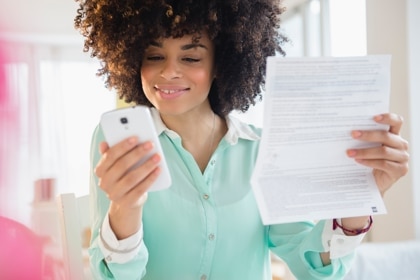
[
  {"left": 208, "top": 233, "right": 215, "bottom": 240},
  {"left": 210, "top": 159, "right": 216, "bottom": 166},
  {"left": 106, "top": 256, "right": 112, "bottom": 262},
  {"left": 200, "top": 275, "right": 207, "bottom": 280},
  {"left": 203, "top": 194, "right": 209, "bottom": 200}
]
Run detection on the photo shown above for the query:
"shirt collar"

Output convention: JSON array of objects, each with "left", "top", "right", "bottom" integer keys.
[{"left": 150, "top": 107, "right": 260, "bottom": 145}]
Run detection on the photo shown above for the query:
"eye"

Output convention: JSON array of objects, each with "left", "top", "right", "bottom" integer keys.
[
  {"left": 183, "top": 57, "right": 201, "bottom": 63},
  {"left": 146, "top": 55, "right": 164, "bottom": 61}
]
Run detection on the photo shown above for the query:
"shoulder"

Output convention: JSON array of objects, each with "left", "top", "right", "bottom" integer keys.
[
  {"left": 225, "top": 114, "right": 262, "bottom": 144},
  {"left": 91, "top": 124, "right": 105, "bottom": 146},
  {"left": 89, "top": 124, "right": 105, "bottom": 164}
]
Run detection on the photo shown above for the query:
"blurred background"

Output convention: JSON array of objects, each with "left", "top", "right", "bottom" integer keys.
[{"left": 0, "top": 0, "right": 418, "bottom": 279}]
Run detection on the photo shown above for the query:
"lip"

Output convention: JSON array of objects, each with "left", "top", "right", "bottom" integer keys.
[{"left": 154, "top": 85, "right": 189, "bottom": 100}]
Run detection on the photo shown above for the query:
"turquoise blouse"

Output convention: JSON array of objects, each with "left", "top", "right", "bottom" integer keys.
[{"left": 88, "top": 110, "right": 355, "bottom": 280}]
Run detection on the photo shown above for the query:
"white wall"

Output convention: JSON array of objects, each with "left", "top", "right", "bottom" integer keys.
[
  {"left": 0, "top": 0, "right": 81, "bottom": 44},
  {"left": 366, "top": 0, "right": 419, "bottom": 242},
  {"left": 407, "top": 0, "right": 420, "bottom": 240}
]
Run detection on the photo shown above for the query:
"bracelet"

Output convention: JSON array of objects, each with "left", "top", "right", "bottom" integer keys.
[{"left": 333, "top": 216, "right": 373, "bottom": 235}]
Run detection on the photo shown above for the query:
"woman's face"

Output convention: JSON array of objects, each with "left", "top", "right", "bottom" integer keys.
[{"left": 140, "top": 33, "right": 215, "bottom": 116}]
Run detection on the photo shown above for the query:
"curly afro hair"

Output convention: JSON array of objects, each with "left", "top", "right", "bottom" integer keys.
[{"left": 74, "top": 0, "right": 287, "bottom": 116}]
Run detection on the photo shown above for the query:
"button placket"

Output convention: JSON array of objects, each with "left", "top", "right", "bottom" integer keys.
[
  {"left": 203, "top": 155, "right": 216, "bottom": 195},
  {"left": 198, "top": 183, "right": 217, "bottom": 279},
  {"left": 197, "top": 153, "right": 219, "bottom": 278}
]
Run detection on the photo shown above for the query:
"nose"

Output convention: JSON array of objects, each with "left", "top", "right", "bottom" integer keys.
[{"left": 160, "top": 59, "right": 181, "bottom": 80}]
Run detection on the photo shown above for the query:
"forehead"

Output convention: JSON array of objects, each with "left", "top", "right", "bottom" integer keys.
[{"left": 151, "top": 33, "right": 213, "bottom": 48}]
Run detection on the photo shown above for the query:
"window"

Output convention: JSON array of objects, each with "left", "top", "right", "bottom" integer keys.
[
  {"left": 1, "top": 42, "right": 115, "bottom": 222},
  {"left": 233, "top": 0, "right": 367, "bottom": 127},
  {"left": 329, "top": 0, "right": 366, "bottom": 56},
  {"left": 39, "top": 58, "right": 116, "bottom": 196}
]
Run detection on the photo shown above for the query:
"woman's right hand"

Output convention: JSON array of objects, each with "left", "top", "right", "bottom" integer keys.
[{"left": 94, "top": 136, "right": 162, "bottom": 239}]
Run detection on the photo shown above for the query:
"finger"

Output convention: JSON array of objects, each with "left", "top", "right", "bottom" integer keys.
[
  {"left": 99, "top": 141, "right": 109, "bottom": 154},
  {"left": 347, "top": 145, "right": 410, "bottom": 163},
  {"left": 351, "top": 130, "right": 409, "bottom": 150},
  {"left": 96, "top": 141, "right": 153, "bottom": 194},
  {"left": 124, "top": 168, "right": 160, "bottom": 206},
  {"left": 95, "top": 141, "right": 109, "bottom": 178},
  {"left": 98, "top": 141, "right": 156, "bottom": 201},
  {"left": 374, "top": 113, "right": 404, "bottom": 135},
  {"left": 353, "top": 158, "right": 409, "bottom": 178},
  {"left": 95, "top": 136, "right": 139, "bottom": 177},
  {"left": 107, "top": 154, "right": 161, "bottom": 201},
  {"left": 111, "top": 141, "right": 154, "bottom": 176}
]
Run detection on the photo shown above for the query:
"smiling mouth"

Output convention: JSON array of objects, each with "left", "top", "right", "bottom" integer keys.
[{"left": 155, "top": 86, "right": 189, "bottom": 95}]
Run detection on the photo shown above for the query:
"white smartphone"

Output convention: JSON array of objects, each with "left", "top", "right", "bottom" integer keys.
[{"left": 99, "top": 105, "right": 172, "bottom": 192}]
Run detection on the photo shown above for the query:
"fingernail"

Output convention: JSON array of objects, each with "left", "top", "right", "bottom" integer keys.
[
  {"left": 127, "top": 136, "right": 137, "bottom": 145},
  {"left": 347, "top": 150, "right": 357, "bottom": 157},
  {"left": 152, "top": 154, "right": 161, "bottom": 163},
  {"left": 143, "top": 141, "right": 153, "bottom": 150},
  {"left": 374, "top": 114, "right": 384, "bottom": 121},
  {"left": 352, "top": 131, "right": 362, "bottom": 138}
]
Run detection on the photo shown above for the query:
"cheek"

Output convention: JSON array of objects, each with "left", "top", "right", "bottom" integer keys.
[
  {"left": 140, "top": 68, "right": 153, "bottom": 90},
  {"left": 192, "top": 69, "right": 214, "bottom": 88},
  {"left": 140, "top": 67, "right": 150, "bottom": 83}
]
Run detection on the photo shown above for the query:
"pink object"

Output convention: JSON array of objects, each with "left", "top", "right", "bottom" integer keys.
[
  {"left": 0, "top": 216, "right": 44, "bottom": 280},
  {"left": 34, "top": 178, "right": 56, "bottom": 202},
  {"left": 333, "top": 216, "right": 373, "bottom": 235}
]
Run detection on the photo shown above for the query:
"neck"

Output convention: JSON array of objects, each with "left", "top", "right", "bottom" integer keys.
[
  {"left": 160, "top": 109, "right": 215, "bottom": 141},
  {"left": 159, "top": 108, "right": 226, "bottom": 172}
]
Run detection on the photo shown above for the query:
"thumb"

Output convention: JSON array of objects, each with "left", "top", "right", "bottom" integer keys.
[{"left": 99, "top": 141, "right": 109, "bottom": 155}]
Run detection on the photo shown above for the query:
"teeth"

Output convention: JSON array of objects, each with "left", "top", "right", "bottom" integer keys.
[
  {"left": 161, "top": 89, "right": 178, "bottom": 94},
  {"left": 155, "top": 86, "right": 187, "bottom": 95}
]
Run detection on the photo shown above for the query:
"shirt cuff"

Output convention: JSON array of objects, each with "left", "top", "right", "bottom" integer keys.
[
  {"left": 98, "top": 212, "right": 143, "bottom": 264},
  {"left": 321, "top": 219, "right": 366, "bottom": 259}
]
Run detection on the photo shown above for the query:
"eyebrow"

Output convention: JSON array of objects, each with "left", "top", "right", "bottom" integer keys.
[{"left": 149, "top": 41, "right": 208, "bottom": 50}]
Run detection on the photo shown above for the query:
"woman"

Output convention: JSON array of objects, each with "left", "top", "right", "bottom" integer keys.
[{"left": 75, "top": 0, "right": 409, "bottom": 279}]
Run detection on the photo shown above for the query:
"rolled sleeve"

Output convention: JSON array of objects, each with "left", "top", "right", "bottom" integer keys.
[
  {"left": 269, "top": 220, "right": 361, "bottom": 279},
  {"left": 321, "top": 219, "right": 366, "bottom": 259},
  {"left": 98, "top": 213, "right": 144, "bottom": 264}
]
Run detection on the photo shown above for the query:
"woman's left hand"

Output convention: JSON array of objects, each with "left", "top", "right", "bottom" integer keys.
[{"left": 347, "top": 113, "right": 409, "bottom": 196}]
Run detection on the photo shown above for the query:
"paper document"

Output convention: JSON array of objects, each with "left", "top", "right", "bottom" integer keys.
[{"left": 251, "top": 55, "right": 390, "bottom": 225}]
